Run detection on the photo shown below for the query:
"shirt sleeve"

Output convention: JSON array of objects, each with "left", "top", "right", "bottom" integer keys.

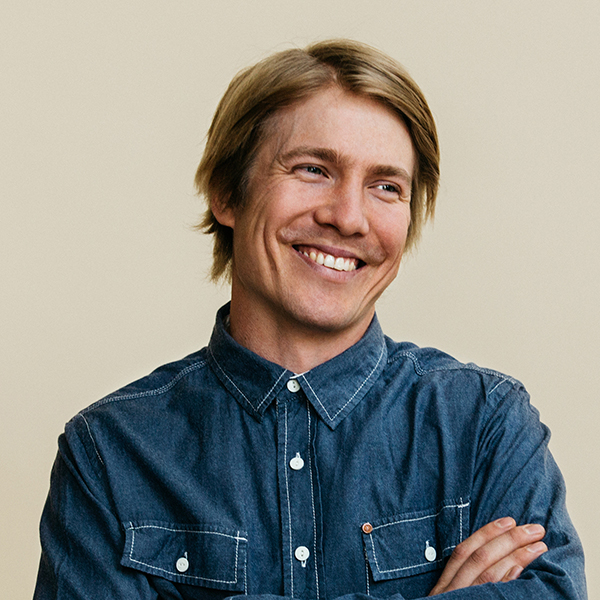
[
  {"left": 33, "top": 414, "right": 158, "bottom": 600},
  {"left": 463, "top": 380, "right": 585, "bottom": 598}
]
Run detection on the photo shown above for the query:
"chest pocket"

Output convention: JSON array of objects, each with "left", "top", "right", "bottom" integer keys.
[
  {"left": 121, "top": 521, "right": 247, "bottom": 592},
  {"left": 362, "top": 499, "right": 469, "bottom": 581}
]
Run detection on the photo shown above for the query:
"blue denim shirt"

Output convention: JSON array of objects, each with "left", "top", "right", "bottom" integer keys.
[{"left": 35, "top": 304, "right": 585, "bottom": 599}]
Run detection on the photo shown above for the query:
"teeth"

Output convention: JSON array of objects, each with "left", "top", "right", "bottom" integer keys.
[
  {"left": 333, "top": 257, "right": 345, "bottom": 271},
  {"left": 301, "top": 248, "right": 358, "bottom": 272}
]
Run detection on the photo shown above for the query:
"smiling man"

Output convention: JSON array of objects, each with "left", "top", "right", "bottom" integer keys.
[
  {"left": 212, "top": 87, "right": 414, "bottom": 373},
  {"left": 35, "top": 40, "right": 585, "bottom": 599}
]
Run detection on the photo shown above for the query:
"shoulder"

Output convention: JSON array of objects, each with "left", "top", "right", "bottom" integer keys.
[
  {"left": 383, "top": 337, "right": 528, "bottom": 410},
  {"left": 60, "top": 348, "right": 212, "bottom": 468},
  {"left": 69, "top": 348, "right": 211, "bottom": 425}
]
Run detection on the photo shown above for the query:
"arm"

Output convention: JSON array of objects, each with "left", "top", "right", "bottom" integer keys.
[
  {"left": 34, "top": 416, "right": 157, "bottom": 600},
  {"left": 428, "top": 517, "right": 547, "bottom": 595}
]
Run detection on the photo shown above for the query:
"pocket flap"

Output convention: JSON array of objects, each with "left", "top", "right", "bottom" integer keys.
[
  {"left": 363, "top": 499, "right": 469, "bottom": 581},
  {"left": 121, "top": 521, "right": 247, "bottom": 591}
]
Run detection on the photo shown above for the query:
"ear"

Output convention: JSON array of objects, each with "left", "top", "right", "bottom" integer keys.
[{"left": 210, "top": 194, "right": 235, "bottom": 228}]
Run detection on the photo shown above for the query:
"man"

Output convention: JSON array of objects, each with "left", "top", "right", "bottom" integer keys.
[{"left": 35, "top": 40, "right": 585, "bottom": 599}]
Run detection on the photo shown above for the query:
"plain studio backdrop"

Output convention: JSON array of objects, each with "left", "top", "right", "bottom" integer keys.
[{"left": 2, "top": 1, "right": 598, "bottom": 597}]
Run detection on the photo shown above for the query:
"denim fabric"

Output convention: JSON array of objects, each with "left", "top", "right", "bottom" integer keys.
[{"left": 35, "top": 304, "right": 586, "bottom": 599}]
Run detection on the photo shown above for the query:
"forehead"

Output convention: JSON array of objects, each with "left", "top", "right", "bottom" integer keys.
[{"left": 259, "top": 87, "right": 415, "bottom": 175}]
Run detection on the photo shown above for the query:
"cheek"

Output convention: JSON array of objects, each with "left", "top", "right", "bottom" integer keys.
[{"left": 376, "top": 209, "right": 411, "bottom": 258}]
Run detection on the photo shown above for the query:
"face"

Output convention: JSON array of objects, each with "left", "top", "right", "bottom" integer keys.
[{"left": 215, "top": 87, "right": 415, "bottom": 343}]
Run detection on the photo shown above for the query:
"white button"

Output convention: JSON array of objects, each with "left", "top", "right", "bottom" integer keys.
[
  {"left": 287, "top": 379, "right": 301, "bottom": 393},
  {"left": 294, "top": 546, "right": 310, "bottom": 562},
  {"left": 424, "top": 545, "right": 437, "bottom": 562},
  {"left": 176, "top": 556, "right": 189, "bottom": 572},
  {"left": 290, "top": 452, "right": 304, "bottom": 470}
]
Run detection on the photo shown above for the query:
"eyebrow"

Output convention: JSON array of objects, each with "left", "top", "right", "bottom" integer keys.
[{"left": 276, "top": 145, "right": 413, "bottom": 186}]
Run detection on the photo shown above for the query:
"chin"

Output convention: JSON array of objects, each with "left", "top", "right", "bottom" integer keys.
[{"left": 286, "top": 301, "right": 370, "bottom": 336}]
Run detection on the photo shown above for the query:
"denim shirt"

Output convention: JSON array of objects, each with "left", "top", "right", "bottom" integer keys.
[{"left": 35, "top": 304, "right": 586, "bottom": 599}]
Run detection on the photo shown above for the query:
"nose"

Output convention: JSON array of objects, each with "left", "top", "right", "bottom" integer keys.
[{"left": 313, "top": 179, "right": 369, "bottom": 237}]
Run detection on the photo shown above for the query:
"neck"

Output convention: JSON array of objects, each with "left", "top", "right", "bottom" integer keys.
[{"left": 227, "top": 297, "right": 372, "bottom": 374}]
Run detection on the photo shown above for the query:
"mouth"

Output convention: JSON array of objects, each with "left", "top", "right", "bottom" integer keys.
[{"left": 294, "top": 245, "right": 364, "bottom": 272}]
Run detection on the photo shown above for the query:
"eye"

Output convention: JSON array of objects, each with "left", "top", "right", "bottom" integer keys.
[
  {"left": 376, "top": 183, "right": 400, "bottom": 194},
  {"left": 300, "top": 165, "right": 325, "bottom": 176},
  {"left": 372, "top": 181, "right": 409, "bottom": 202}
]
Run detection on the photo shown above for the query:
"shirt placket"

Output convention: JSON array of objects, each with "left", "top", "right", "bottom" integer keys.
[{"left": 277, "top": 378, "right": 321, "bottom": 599}]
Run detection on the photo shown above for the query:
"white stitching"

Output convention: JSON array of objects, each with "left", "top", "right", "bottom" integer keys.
[
  {"left": 128, "top": 524, "right": 247, "bottom": 541},
  {"left": 233, "top": 532, "right": 240, "bottom": 583},
  {"left": 282, "top": 400, "right": 294, "bottom": 598},
  {"left": 488, "top": 379, "right": 505, "bottom": 395},
  {"left": 366, "top": 501, "right": 470, "bottom": 575},
  {"left": 459, "top": 499, "right": 464, "bottom": 543},
  {"left": 306, "top": 401, "right": 319, "bottom": 600},
  {"left": 243, "top": 529, "right": 248, "bottom": 594},
  {"left": 257, "top": 369, "right": 288, "bottom": 410},
  {"left": 79, "top": 414, "right": 104, "bottom": 466},
  {"left": 370, "top": 501, "right": 470, "bottom": 531},
  {"left": 388, "top": 350, "right": 518, "bottom": 387},
  {"left": 129, "top": 521, "right": 136, "bottom": 561},
  {"left": 209, "top": 347, "right": 254, "bottom": 411},
  {"left": 302, "top": 343, "right": 385, "bottom": 423},
  {"left": 364, "top": 547, "right": 370, "bottom": 595},
  {"left": 244, "top": 545, "right": 248, "bottom": 594},
  {"left": 81, "top": 361, "right": 206, "bottom": 412},
  {"left": 125, "top": 524, "right": 247, "bottom": 585},
  {"left": 369, "top": 533, "right": 449, "bottom": 574},
  {"left": 210, "top": 346, "right": 288, "bottom": 413}
]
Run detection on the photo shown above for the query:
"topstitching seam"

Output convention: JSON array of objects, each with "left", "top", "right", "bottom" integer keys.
[
  {"left": 282, "top": 400, "right": 294, "bottom": 598},
  {"left": 370, "top": 500, "right": 470, "bottom": 531},
  {"left": 302, "top": 342, "right": 385, "bottom": 423},
  {"left": 125, "top": 523, "right": 245, "bottom": 585},
  {"left": 209, "top": 347, "right": 255, "bottom": 412},
  {"left": 81, "top": 361, "right": 206, "bottom": 413},
  {"left": 257, "top": 369, "right": 288, "bottom": 411},
  {"left": 79, "top": 414, "right": 104, "bottom": 466},
  {"left": 306, "top": 401, "right": 320, "bottom": 600}
]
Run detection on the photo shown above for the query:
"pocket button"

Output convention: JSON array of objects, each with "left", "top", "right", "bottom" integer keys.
[
  {"left": 425, "top": 545, "right": 437, "bottom": 562},
  {"left": 176, "top": 556, "right": 189, "bottom": 573}
]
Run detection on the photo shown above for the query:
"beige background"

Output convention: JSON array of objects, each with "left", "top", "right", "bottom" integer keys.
[{"left": 2, "top": 1, "right": 598, "bottom": 597}]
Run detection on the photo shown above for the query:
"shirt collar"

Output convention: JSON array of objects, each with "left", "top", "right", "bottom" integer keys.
[{"left": 206, "top": 303, "right": 388, "bottom": 430}]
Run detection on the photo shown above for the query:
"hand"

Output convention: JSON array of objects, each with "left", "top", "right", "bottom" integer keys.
[{"left": 428, "top": 517, "right": 547, "bottom": 596}]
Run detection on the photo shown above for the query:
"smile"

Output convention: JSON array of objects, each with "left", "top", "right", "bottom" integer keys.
[{"left": 295, "top": 245, "right": 361, "bottom": 272}]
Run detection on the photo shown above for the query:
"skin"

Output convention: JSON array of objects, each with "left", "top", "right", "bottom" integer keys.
[
  {"left": 429, "top": 518, "right": 547, "bottom": 595},
  {"left": 213, "top": 87, "right": 414, "bottom": 373},
  {"left": 213, "top": 86, "right": 548, "bottom": 592}
]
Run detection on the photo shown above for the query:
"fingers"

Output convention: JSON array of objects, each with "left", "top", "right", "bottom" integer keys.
[
  {"left": 480, "top": 541, "right": 547, "bottom": 586},
  {"left": 429, "top": 518, "right": 547, "bottom": 596},
  {"left": 430, "top": 517, "right": 517, "bottom": 594}
]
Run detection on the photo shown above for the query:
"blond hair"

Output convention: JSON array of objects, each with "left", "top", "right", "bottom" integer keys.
[{"left": 195, "top": 39, "right": 440, "bottom": 281}]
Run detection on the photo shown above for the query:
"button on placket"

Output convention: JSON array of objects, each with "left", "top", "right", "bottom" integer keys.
[
  {"left": 290, "top": 452, "right": 304, "bottom": 470},
  {"left": 295, "top": 545, "right": 310, "bottom": 567},
  {"left": 276, "top": 383, "right": 320, "bottom": 598},
  {"left": 287, "top": 379, "right": 301, "bottom": 393}
]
